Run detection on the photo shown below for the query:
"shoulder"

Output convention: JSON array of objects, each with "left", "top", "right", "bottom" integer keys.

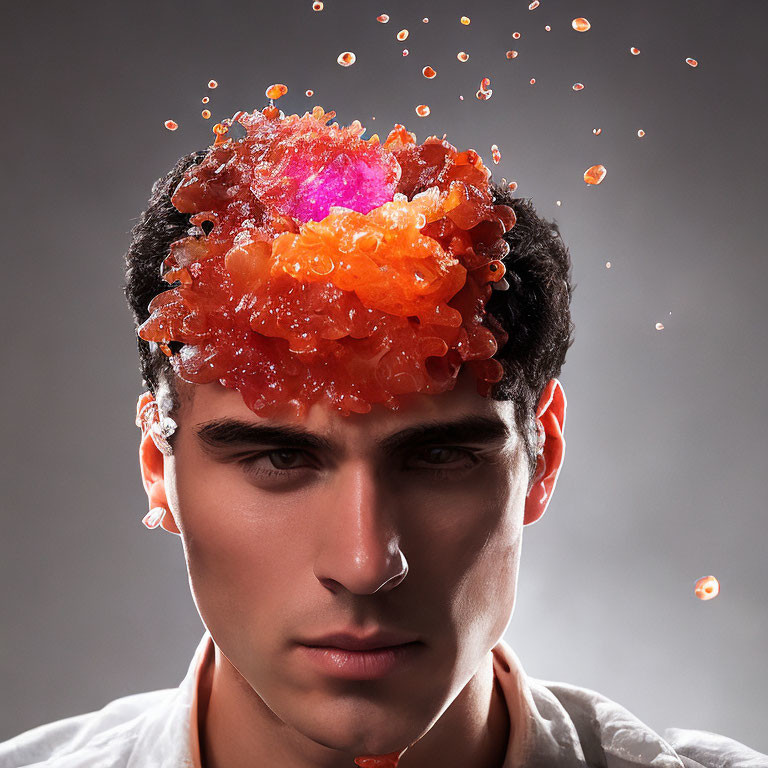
[
  {"left": 0, "top": 689, "right": 174, "bottom": 768},
  {"left": 533, "top": 679, "right": 766, "bottom": 768}
]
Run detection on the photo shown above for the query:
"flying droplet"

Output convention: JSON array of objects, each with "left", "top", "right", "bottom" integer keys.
[
  {"left": 584, "top": 164, "right": 606, "bottom": 185},
  {"left": 508, "top": 181, "right": 518, "bottom": 192},
  {"left": 208, "top": 79, "right": 218, "bottom": 89},
  {"left": 201, "top": 109, "right": 211, "bottom": 119},
  {"left": 571, "top": 17, "right": 590, "bottom": 32},
  {"left": 213, "top": 123, "right": 229, "bottom": 135},
  {"left": 605, "top": 261, "right": 611, "bottom": 269},
  {"left": 201, "top": 96, "right": 210, "bottom": 104},
  {"left": 265, "top": 83, "right": 288, "bottom": 99},
  {"left": 694, "top": 575, "right": 720, "bottom": 600},
  {"left": 337, "top": 51, "right": 357, "bottom": 66},
  {"left": 164, "top": 119, "right": 178, "bottom": 131},
  {"left": 506, "top": 50, "right": 518, "bottom": 59},
  {"left": 377, "top": 14, "right": 389, "bottom": 23},
  {"left": 305, "top": 89, "right": 314, "bottom": 97},
  {"left": 460, "top": 15, "right": 471, "bottom": 25},
  {"left": 528, "top": 0, "right": 539, "bottom": 9},
  {"left": 491, "top": 144, "right": 501, "bottom": 163},
  {"left": 512, "top": 31, "right": 521, "bottom": 39},
  {"left": 312, "top": 0, "right": 323, "bottom": 9},
  {"left": 457, "top": 51, "right": 469, "bottom": 62},
  {"left": 655, "top": 322, "right": 664, "bottom": 330},
  {"left": 529, "top": 78, "right": 536, "bottom": 85},
  {"left": 415, "top": 104, "right": 431, "bottom": 117},
  {"left": 422, "top": 66, "right": 437, "bottom": 78},
  {"left": 630, "top": 47, "right": 641, "bottom": 55},
  {"left": 402, "top": 49, "right": 409, "bottom": 56},
  {"left": 593, "top": 128, "right": 602, "bottom": 135},
  {"left": 476, "top": 89, "right": 493, "bottom": 100},
  {"left": 422, "top": 17, "right": 429, "bottom": 23},
  {"left": 572, "top": 82, "right": 584, "bottom": 91},
  {"left": 686, "top": 57, "right": 698, "bottom": 67},
  {"left": 545, "top": 25, "right": 551, "bottom": 31},
  {"left": 637, "top": 129, "right": 645, "bottom": 138},
  {"left": 397, "top": 29, "right": 409, "bottom": 40},
  {"left": 480, "top": 77, "right": 491, "bottom": 90}
]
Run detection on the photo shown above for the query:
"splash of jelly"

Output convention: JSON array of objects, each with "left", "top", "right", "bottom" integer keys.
[
  {"left": 572, "top": 82, "right": 584, "bottom": 91},
  {"left": 402, "top": 49, "right": 409, "bottom": 56},
  {"left": 266, "top": 83, "right": 289, "bottom": 99},
  {"left": 354, "top": 752, "right": 404, "bottom": 768},
  {"left": 512, "top": 31, "right": 521, "bottom": 39},
  {"left": 491, "top": 144, "right": 501, "bottom": 164},
  {"left": 377, "top": 14, "right": 389, "bottom": 23},
  {"left": 571, "top": 17, "right": 590, "bottom": 32},
  {"left": 202, "top": 96, "right": 210, "bottom": 104},
  {"left": 164, "top": 120, "right": 178, "bottom": 131},
  {"left": 306, "top": 89, "right": 314, "bottom": 97},
  {"left": 415, "top": 104, "right": 430, "bottom": 117},
  {"left": 694, "top": 575, "right": 720, "bottom": 600},
  {"left": 584, "top": 164, "right": 606, "bottom": 185},
  {"left": 528, "top": 0, "right": 539, "bottom": 9},
  {"left": 397, "top": 29, "right": 409, "bottom": 41},
  {"left": 208, "top": 79, "right": 218, "bottom": 88},
  {"left": 630, "top": 47, "right": 641, "bottom": 55},
  {"left": 313, "top": 0, "right": 323, "bottom": 9},
  {"left": 457, "top": 51, "right": 469, "bottom": 62},
  {"left": 686, "top": 58, "right": 698, "bottom": 67},
  {"left": 508, "top": 181, "right": 518, "bottom": 192},
  {"left": 422, "top": 66, "right": 436, "bottom": 79},
  {"left": 476, "top": 89, "right": 492, "bottom": 101},
  {"left": 338, "top": 51, "right": 357, "bottom": 66},
  {"left": 202, "top": 110, "right": 211, "bottom": 119},
  {"left": 529, "top": 78, "right": 536, "bottom": 85},
  {"left": 593, "top": 128, "right": 602, "bottom": 135},
  {"left": 637, "top": 129, "right": 645, "bottom": 138},
  {"left": 460, "top": 15, "right": 470, "bottom": 24},
  {"left": 506, "top": 50, "right": 518, "bottom": 59}
]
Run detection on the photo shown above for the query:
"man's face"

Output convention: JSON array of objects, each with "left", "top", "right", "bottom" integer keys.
[{"left": 161, "top": 369, "right": 531, "bottom": 755}]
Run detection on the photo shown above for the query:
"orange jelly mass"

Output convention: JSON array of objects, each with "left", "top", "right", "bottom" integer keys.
[{"left": 138, "top": 106, "right": 515, "bottom": 419}]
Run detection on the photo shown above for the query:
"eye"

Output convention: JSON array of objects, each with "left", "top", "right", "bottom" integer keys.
[
  {"left": 408, "top": 446, "right": 478, "bottom": 471},
  {"left": 239, "top": 449, "right": 315, "bottom": 478}
]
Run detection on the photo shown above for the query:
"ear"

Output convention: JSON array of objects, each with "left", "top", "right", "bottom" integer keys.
[
  {"left": 523, "top": 378, "right": 567, "bottom": 526},
  {"left": 137, "top": 397, "right": 181, "bottom": 536}
]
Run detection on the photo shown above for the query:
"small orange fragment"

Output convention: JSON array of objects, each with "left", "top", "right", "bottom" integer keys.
[
  {"left": 491, "top": 144, "right": 501, "bottom": 164},
  {"left": 208, "top": 79, "right": 218, "bottom": 88},
  {"left": 480, "top": 77, "right": 491, "bottom": 90},
  {"left": 528, "top": 0, "right": 539, "bottom": 8},
  {"left": 506, "top": 50, "right": 518, "bottom": 59},
  {"left": 415, "top": 104, "right": 430, "bottom": 117},
  {"left": 694, "top": 575, "right": 720, "bottom": 600},
  {"left": 593, "top": 128, "right": 602, "bottom": 135},
  {"left": 337, "top": 51, "right": 356, "bottom": 66},
  {"left": 457, "top": 51, "right": 469, "bottom": 62},
  {"left": 312, "top": 0, "right": 323, "bottom": 9},
  {"left": 529, "top": 78, "right": 536, "bottom": 85},
  {"left": 164, "top": 119, "right": 178, "bottom": 131},
  {"left": 637, "top": 129, "right": 645, "bottom": 138},
  {"left": 460, "top": 15, "right": 470, "bottom": 25},
  {"left": 422, "top": 66, "right": 437, "bottom": 78},
  {"left": 422, "top": 17, "right": 428, "bottom": 22},
  {"left": 213, "top": 123, "right": 228, "bottom": 135},
  {"left": 571, "top": 17, "right": 590, "bottom": 32},
  {"left": 202, "top": 96, "right": 210, "bottom": 104},
  {"left": 630, "top": 47, "right": 641, "bottom": 55},
  {"left": 512, "top": 31, "right": 521, "bottom": 39},
  {"left": 265, "top": 83, "right": 288, "bottom": 100},
  {"left": 686, "top": 57, "right": 698, "bottom": 67},
  {"left": 507, "top": 181, "right": 518, "bottom": 192},
  {"left": 377, "top": 14, "right": 389, "bottom": 23},
  {"left": 305, "top": 89, "right": 314, "bottom": 97},
  {"left": 201, "top": 109, "right": 211, "bottom": 119},
  {"left": 476, "top": 89, "right": 492, "bottom": 100},
  {"left": 402, "top": 49, "right": 409, "bottom": 56},
  {"left": 584, "top": 164, "right": 606, "bottom": 185},
  {"left": 572, "top": 82, "right": 584, "bottom": 91},
  {"left": 397, "top": 29, "right": 408, "bottom": 40}
]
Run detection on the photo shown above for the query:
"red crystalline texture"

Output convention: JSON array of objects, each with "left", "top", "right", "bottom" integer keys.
[{"left": 138, "top": 105, "right": 515, "bottom": 418}]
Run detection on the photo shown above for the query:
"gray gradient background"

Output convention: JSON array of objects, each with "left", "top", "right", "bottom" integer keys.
[{"left": 2, "top": 0, "right": 766, "bottom": 753}]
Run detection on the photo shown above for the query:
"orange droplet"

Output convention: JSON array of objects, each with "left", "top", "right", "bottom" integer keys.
[
  {"left": 637, "top": 129, "right": 645, "bottom": 138},
  {"left": 460, "top": 15, "right": 470, "bottom": 25},
  {"left": 457, "top": 51, "right": 469, "bottom": 62},
  {"left": 265, "top": 83, "right": 288, "bottom": 99},
  {"left": 506, "top": 50, "right": 518, "bottom": 59},
  {"left": 402, "top": 49, "right": 409, "bottom": 56},
  {"left": 694, "top": 575, "right": 720, "bottom": 601},
  {"left": 630, "top": 47, "right": 641, "bottom": 55},
  {"left": 422, "top": 17, "right": 429, "bottom": 23},
  {"left": 584, "top": 164, "right": 606, "bottom": 185},
  {"left": 312, "top": 0, "right": 323, "bottom": 9},
  {"left": 201, "top": 109, "right": 211, "bottom": 119},
  {"left": 528, "top": 0, "right": 539, "bottom": 8},
  {"left": 605, "top": 261, "right": 611, "bottom": 268},
  {"left": 529, "top": 78, "right": 536, "bottom": 85},
  {"left": 305, "top": 89, "right": 314, "bottom": 97},
  {"left": 422, "top": 66, "right": 437, "bottom": 78},
  {"left": 571, "top": 17, "right": 590, "bottom": 32},
  {"left": 397, "top": 29, "right": 409, "bottom": 40},
  {"left": 337, "top": 51, "right": 357, "bottom": 66},
  {"left": 377, "top": 14, "right": 389, "bottom": 23},
  {"left": 507, "top": 181, "right": 518, "bottom": 192},
  {"left": 545, "top": 25, "right": 551, "bottom": 31},
  {"left": 480, "top": 76, "right": 491, "bottom": 90},
  {"left": 572, "top": 82, "right": 584, "bottom": 91},
  {"left": 475, "top": 89, "right": 493, "bottom": 100},
  {"left": 593, "top": 128, "right": 602, "bottom": 135},
  {"left": 655, "top": 322, "right": 664, "bottom": 330},
  {"left": 491, "top": 144, "right": 501, "bottom": 164},
  {"left": 201, "top": 96, "right": 210, "bottom": 104},
  {"left": 686, "top": 57, "right": 698, "bottom": 67},
  {"left": 213, "top": 123, "right": 228, "bottom": 135},
  {"left": 415, "top": 104, "right": 430, "bottom": 117},
  {"left": 512, "top": 31, "right": 521, "bottom": 39},
  {"left": 164, "top": 119, "right": 178, "bottom": 131},
  {"left": 208, "top": 79, "right": 218, "bottom": 88}
]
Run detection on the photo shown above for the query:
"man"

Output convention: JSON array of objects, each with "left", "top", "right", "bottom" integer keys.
[{"left": 1, "top": 107, "right": 764, "bottom": 768}]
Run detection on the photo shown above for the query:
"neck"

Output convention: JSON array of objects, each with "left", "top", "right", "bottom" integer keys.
[{"left": 199, "top": 647, "right": 511, "bottom": 768}]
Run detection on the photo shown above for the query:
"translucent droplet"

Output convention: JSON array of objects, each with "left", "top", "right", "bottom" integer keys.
[
  {"left": 512, "top": 31, "right": 521, "bottom": 39},
  {"left": 506, "top": 50, "right": 518, "bottom": 59},
  {"left": 201, "top": 96, "right": 210, "bottom": 104},
  {"left": 583, "top": 164, "right": 606, "bottom": 185},
  {"left": 208, "top": 79, "right": 218, "bottom": 88},
  {"left": 457, "top": 51, "right": 469, "bottom": 62},
  {"left": 422, "top": 66, "right": 437, "bottom": 78},
  {"left": 337, "top": 51, "right": 357, "bottom": 66},
  {"left": 571, "top": 17, "right": 590, "bottom": 32},
  {"left": 686, "top": 57, "right": 698, "bottom": 67},
  {"left": 491, "top": 144, "right": 501, "bottom": 164},
  {"left": 529, "top": 78, "right": 536, "bottom": 85},
  {"left": 397, "top": 29, "right": 409, "bottom": 40},
  {"left": 476, "top": 89, "right": 492, "bottom": 100},
  {"left": 415, "top": 104, "right": 431, "bottom": 117},
  {"left": 201, "top": 109, "right": 211, "bottom": 119},
  {"left": 305, "top": 89, "right": 314, "bottom": 97},
  {"left": 556, "top": 200, "right": 562, "bottom": 206},
  {"left": 402, "top": 49, "right": 409, "bottom": 56},
  {"left": 480, "top": 76, "right": 491, "bottom": 90},
  {"left": 545, "top": 25, "right": 551, "bottom": 31},
  {"left": 694, "top": 575, "right": 719, "bottom": 600},
  {"left": 528, "top": 0, "right": 539, "bottom": 9},
  {"left": 605, "top": 261, "right": 611, "bottom": 268},
  {"left": 460, "top": 15, "right": 471, "bottom": 25},
  {"left": 377, "top": 14, "right": 389, "bottom": 23},
  {"left": 422, "top": 17, "right": 429, "bottom": 23},
  {"left": 213, "top": 122, "right": 229, "bottom": 135},
  {"left": 265, "top": 83, "right": 288, "bottom": 99},
  {"left": 593, "top": 128, "right": 602, "bottom": 135},
  {"left": 164, "top": 119, "right": 178, "bottom": 131},
  {"left": 637, "top": 129, "right": 645, "bottom": 138},
  {"left": 572, "top": 82, "right": 584, "bottom": 91},
  {"left": 312, "top": 0, "right": 323, "bottom": 9},
  {"left": 508, "top": 181, "right": 518, "bottom": 192},
  {"left": 630, "top": 46, "right": 641, "bottom": 55},
  {"left": 655, "top": 322, "right": 664, "bottom": 330}
]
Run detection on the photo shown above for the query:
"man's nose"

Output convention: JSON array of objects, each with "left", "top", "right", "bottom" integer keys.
[{"left": 313, "top": 460, "right": 408, "bottom": 595}]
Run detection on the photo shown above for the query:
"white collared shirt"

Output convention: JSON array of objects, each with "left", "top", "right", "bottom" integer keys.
[{"left": 1, "top": 631, "right": 764, "bottom": 767}]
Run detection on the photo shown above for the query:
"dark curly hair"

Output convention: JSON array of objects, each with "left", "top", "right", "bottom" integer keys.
[{"left": 124, "top": 150, "right": 575, "bottom": 482}]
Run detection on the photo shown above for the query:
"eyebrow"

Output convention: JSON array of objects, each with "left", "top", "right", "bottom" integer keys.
[{"left": 195, "top": 414, "right": 512, "bottom": 457}]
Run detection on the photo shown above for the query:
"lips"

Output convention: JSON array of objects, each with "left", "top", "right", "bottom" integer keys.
[{"left": 299, "top": 629, "right": 421, "bottom": 652}]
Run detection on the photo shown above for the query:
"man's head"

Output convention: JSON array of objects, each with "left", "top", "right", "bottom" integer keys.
[{"left": 124, "top": 122, "right": 573, "bottom": 759}]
